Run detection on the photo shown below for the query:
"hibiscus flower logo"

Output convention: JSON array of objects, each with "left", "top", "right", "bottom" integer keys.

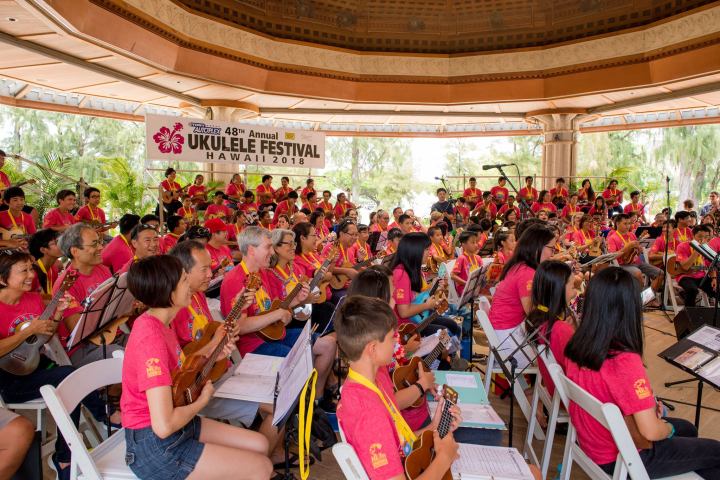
[{"left": 153, "top": 122, "right": 184, "bottom": 154}]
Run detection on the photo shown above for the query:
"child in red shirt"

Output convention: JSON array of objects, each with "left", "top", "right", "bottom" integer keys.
[
  {"left": 490, "top": 176, "right": 509, "bottom": 206},
  {"left": 121, "top": 255, "right": 271, "bottom": 479},
  {"left": 564, "top": 267, "right": 720, "bottom": 477},
  {"left": 336, "top": 296, "right": 460, "bottom": 480},
  {"left": 451, "top": 230, "right": 481, "bottom": 296}
]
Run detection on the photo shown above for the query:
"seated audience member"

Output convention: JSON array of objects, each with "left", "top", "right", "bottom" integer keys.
[
  {"left": 451, "top": 230, "right": 481, "bottom": 296},
  {"left": 224, "top": 173, "right": 246, "bottom": 206},
  {"left": 472, "top": 192, "right": 498, "bottom": 220},
  {"left": 624, "top": 190, "right": 647, "bottom": 224},
  {"left": 336, "top": 296, "right": 461, "bottom": 480},
  {"left": 385, "top": 227, "right": 403, "bottom": 255},
  {"left": 43, "top": 189, "right": 77, "bottom": 233},
  {"left": 0, "top": 407, "right": 34, "bottom": 479},
  {"left": 490, "top": 176, "right": 509, "bottom": 206},
  {"left": 76, "top": 187, "right": 113, "bottom": 232},
  {"left": 564, "top": 267, "right": 720, "bottom": 478},
  {"left": 0, "top": 187, "right": 36, "bottom": 239},
  {"left": 177, "top": 195, "right": 198, "bottom": 224},
  {"left": 256, "top": 174, "right": 276, "bottom": 208},
  {"left": 159, "top": 215, "right": 187, "bottom": 253},
  {"left": 602, "top": 179, "right": 624, "bottom": 216},
  {"left": 204, "top": 218, "right": 233, "bottom": 275},
  {"left": 122, "top": 255, "right": 272, "bottom": 480},
  {"left": 117, "top": 223, "right": 160, "bottom": 273},
  {"left": 28, "top": 228, "right": 61, "bottom": 295},
  {"left": 140, "top": 214, "right": 161, "bottom": 230},
  {"left": 648, "top": 220, "right": 676, "bottom": 266},
  {"left": 101, "top": 213, "right": 140, "bottom": 274},
  {"left": 674, "top": 225, "right": 717, "bottom": 307},
  {"left": 186, "top": 174, "right": 209, "bottom": 209},
  {"left": 348, "top": 223, "right": 373, "bottom": 263},
  {"left": 518, "top": 176, "right": 538, "bottom": 206},
  {"left": 273, "top": 191, "right": 299, "bottom": 225},
  {"left": 530, "top": 190, "right": 557, "bottom": 215},
  {"left": 325, "top": 219, "right": 361, "bottom": 301},
  {"left": 674, "top": 211, "right": 693, "bottom": 243},
  {"left": 275, "top": 176, "right": 294, "bottom": 203},
  {"left": 237, "top": 190, "right": 258, "bottom": 214},
  {"left": 488, "top": 224, "right": 556, "bottom": 368},
  {"left": 577, "top": 178, "right": 595, "bottom": 206},
  {"left": 549, "top": 178, "right": 569, "bottom": 208},
  {"left": 334, "top": 192, "right": 356, "bottom": 220},
  {"left": 159, "top": 167, "right": 184, "bottom": 217},
  {"left": 463, "top": 177, "right": 483, "bottom": 209},
  {"left": 206, "top": 191, "right": 232, "bottom": 221},
  {"left": 487, "top": 229, "right": 515, "bottom": 285},
  {"left": 179, "top": 225, "right": 212, "bottom": 245}
]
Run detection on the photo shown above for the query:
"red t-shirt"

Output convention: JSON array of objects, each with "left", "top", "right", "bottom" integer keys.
[
  {"left": 75, "top": 205, "right": 106, "bottom": 224},
  {"left": 273, "top": 201, "right": 298, "bottom": 224},
  {"left": 226, "top": 224, "right": 243, "bottom": 246},
  {"left": 237, "top": 201, "right": 258, "bottom": 213},
  {"left": 224, "top": 182, "right": 245, "bottom": 199},
  {"left": 606, "top": 230, "right": 639, "bottom": 265},
  {"left": 564, "top": 352, "right": 655, "bottom": 465},
  {"left": 490, "top": 186, "right": 509, "bottom": 203},
  {"left": 497, "top": 204, "right": 521, "bottom": 218},
  {"left": 102, "top": 235, "right": 134, "bottom": 274},
  {"left": 318, "top": 200, "right": 333, "bottom": 213},
  {"left": 518, "top": 187, "right": 538, "bottom": 203},
  {"left": 219, "top": 265, "right": 286, "bottom": 355},
  {"left": 674, "top": 227, "right": 693, "bottom": 244},
  {"left": 206, "top": 243, "right": 233, "bottom": 272},
  {"left": 171, "top": 292, "right": 213, "bottom": 347},
  {"left": 177, "top": 206, "right": 195, "bottom": 222},
  {"left": 537, "top": 320, "right": 574, "bottom": 397},
  {"left": 623, "top": 203, "right": 645, "bottom": 215},
  {"left": 650, "top": 236, "right": 677, "bottom": 254},
  {"left": 159, "top": 234, "right": 180, "bottom": 254},
  {"left": 0, "top": 292, "right": 45, "bottom": 339},
  {"left": 674, "top": 241, "right": 709, "bottom": 281},
  {"left": 473, "top": 202, "right": 498, "bottom": 218},
  {"left": 561, "top": 204, "right": 580, "bottom": 219},
  {"left": 572, "top": 229, "right": 595, "bottom": 247},
  {"left": 337, "top": 367, "right": 406, "bottom": 480},
  {"left": 334, "top": 201, "right": 355, "bottom": 219},
  {"left": 54, "top": 264, "right": 112, "bottom": 348},
  {"left": 462, "top": 187, "right": 483, "bottom": 204},
  {"left": 452, "top": 253, "right": 482, "bottom": 296},
  {"left": 454, "top": 205, "right": 470, "bottom": 222},
  {"left": 32, "top": 260, "right": 60, "bottom": 295},
  {"left": 0, "top": 171, "right": 10, "bottom": 189},
  {"left": 601, "top": 189, "right": 623, "bottom": 206},
  {"left": 121, "top": 313, "right": 183, "bottom": 430},
  {"left": 488, "top": 263, "right": 535, "bottom": 330},
  {"left": 256, "top": 184, "right": 275, "bottom": 205},
  {"left": 294, "top": 252, "right": 331, "bottom": 301},
  {"left": 301, "top": 187, "right": 315, "bottom": 200},
  {"left": 275, "top": 186, "right": 293, "bottom": 202},
  {"left": 549, "top": 187, "right": 569, "bottom": 200},
  {"left": 205, "top": 204, "right": 231, "bottom": 220},
  {"left": 161, "top": 180, "right": 182, "bottom": 193},
  {"left": 531, "top": 202, "right": 557, "bottom": 214},
  {"left": 708, "top": 236, "right": 720, "bottom": 254},
  {"left": 391, "top": 266, "right": 415, "bottom": 325},
  {"left": 187, "top": 184, "right": 206, "bottom": 199},
  {"left": 0, "top": 210, "right": 36, "bottom": 234},
  {"left": 43, "top": 208, "right": 76, "bottom": 229}
]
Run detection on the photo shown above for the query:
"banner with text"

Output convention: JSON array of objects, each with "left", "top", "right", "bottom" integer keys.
[{"left": 145, "top": 114, "right": 325, "bottom": 168}]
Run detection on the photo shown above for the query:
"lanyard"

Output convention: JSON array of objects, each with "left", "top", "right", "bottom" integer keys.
[
  {"left": 339, "top": 244, "right": 349, "bottom": 263},
  {"left": 298, "top": 369, "right": 318, "bottom": 480},
  {"left": 615, "top": 230, "right": 631, "bottom": 246},
  {"left": 347, "top": 368, "right": 417, "bottom": 452},
  {"left": 88, "top": 205, "right": 98, "bottom": 221},
  {"left": 8, "top": 211, "right": 24, "bottom": 233},
  {"left": 239, "top": 261, "right": 272, "bottom": 311},
  {"left": 579, "top": 230, "right": 591, "bottom": 245},
  {"left": 302, "top": 252, "right": 321, "bottom": 269},
  {"left": 433, "top": 242, "right": 447, "bottom": 260},
  {"left": 678, "top": 227, "right": 691, "bottom": 242},
  {"left": 465, "top": 252, "right": 479, "bottom": 271},
  {"left": 188, "top": 294, "right": 210, "bottom": 341},
  {"left": 274, "top": 264, "right": 299, "bottom": 294},
  {"left": 356, "top": 240, "right": 369, "bottom": 261},
  {"left": 36, "top": 259, "right": 53, "bottom": 294},
  {"left": 119, "top": 234, "right": 133, "bottom": 253}
]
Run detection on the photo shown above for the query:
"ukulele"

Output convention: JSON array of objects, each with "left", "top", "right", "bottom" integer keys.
[
  {"left": 409, "top": 272, "right": 448, "bottom": 324},
  {"left": 0, "top": 271, "right": 77, "bottom": 375},
  {"left": 0, "top": 227, "right": 31, "bottom": 241},
  {"left": 190, "top": 186, "right": 219, "bottom": 205},
  {"left": 667, "top": 253, "right": 706, "bottom": 277},
  {"left": 404, "top": 384, "right": 458, "bottom": 480},
  {"left": 171, "top": 284, "right": 248, "bottom": 407},
  {"left": 620, "top": 230, "right": 650, "bottom": 264},
  {"left": 293, "top": 249, "right": 339, "bottom": 321},
  {"left": 329, "top": 255, "right": 373, "bottom": 289},
  {"left": 161, "top": 182, "right": 191, "bottom": 205},
  {"left": 398, "top": 302, "right": 449, "bottom": 346},
  {"left": 392, "top": 331, "right": 451, "bottom": 407},
  {"left": 88, "top": 304, "right": 145, "bottom": 346},
  {"left": 257, "top": 281, "right": 306, "bottom": 341}
]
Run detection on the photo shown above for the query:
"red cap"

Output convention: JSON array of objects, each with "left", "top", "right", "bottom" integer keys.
[{"left": 204, "top": 218, "right": 227, "bottom": 234}]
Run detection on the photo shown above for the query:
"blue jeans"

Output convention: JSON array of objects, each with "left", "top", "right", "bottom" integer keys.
[
  {"left": 125, "top": 416, "right": 204, "bottom": 480},
  {"left": 253, "top": 328, "right": 303, "bottom": 357}
]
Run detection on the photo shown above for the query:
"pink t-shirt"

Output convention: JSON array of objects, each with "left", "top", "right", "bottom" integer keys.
[
  {"left": 0, "top": 210, "right": 35, "bottom": 234},
  {"left": 101, "top": 235, "right": 134, "bottom": 274},
  {"left": 391, "top": 266, "right": 414, "bottom": 325},
  {"left": 337, "top": 367, "right": 406, "bottom": 480},
  {"left": 206, "top": 243, "right": 233, "bottom": 272},
  {"left": 171, "top": 292, "right": 213, "bottom": 347},
  {"left": 0, "top": 292, "right": 45, "bottom": 339},
  {"left": 650, "top": 236, "right": 677, "bottom": 254},
  {"left": 54, "top": 264, "right": 112, "bottom": 348},
  {"left": 564, "top": 352, "right": 655, "bottom": 465},
  {"left": 606, "top": 230, "right": 639, "bottom": 265},
  {"left": 256, "top": 184, "right": 275, "bottom": 205},
  {"left": 159, "top": 234, "right": 180, "bottom": 254},
  {"left": 488, "top": 263, "right": 535, "bottom": 330},
  {"left": 708, "top": 236, "right": 720, "bottom": 254},
  {"left": 43, "top": 208, "right": 76, "bottom": 229},
  {"left": 219, "top": 266, "right": 286, "bottom": 355},
  {"left": 294, "top": 253, "right": 331, "bottom": 300},
  {"left": 531, "top": 202, "right": 557, "bottom": 214},
  {"left": 674, "top": 241, "right": 709, "bottom": 281},
  {"left": 75, "top": 205, "right": 106, "bottom": 224},
  {"left": 273, "top": 201, "right": 298, "bottom": 224},
  {"left": 572, "top": 229, "right": 595, "bottom": 247},
  {"left": 452, "top": 253, "right": 481, "bottom": 296},
  {"left": 120, "top": 313, "right": 183, "bottom": 430},
  {"left": 537, "top": 320, "right": 574, "bottom": 397},
  {"left": 205, "top": 204, "right": 231, "bottom": 220}
]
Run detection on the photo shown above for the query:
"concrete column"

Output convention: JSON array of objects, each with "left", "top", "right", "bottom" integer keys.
[{"left": 526, "top": 111, "right": 584, "bottom": 190}]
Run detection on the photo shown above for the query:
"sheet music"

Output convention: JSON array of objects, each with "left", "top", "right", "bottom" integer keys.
[
  {"left": 687, "top": 325, "right": 720, "bottom": 353},
  {"left": 697, "top": 356, "right": 720, "bottom": 387},
  {"left": 429, "top": 402, "right": 505, "bottom": 429},
  {"left": 273, "top": 322, "right": 314, "bottom": 426},
  {"left": 214, "top": 354, "right": 282, "bottom": 403},
  {"left": 445, "top": 373, "right": 478, "bottom": 389},
  {"left": 414, "top": 334, "right": 440, "bottom": 357},
  {"left": 451, "top": 444, "right": 533, "bottom": 479}
]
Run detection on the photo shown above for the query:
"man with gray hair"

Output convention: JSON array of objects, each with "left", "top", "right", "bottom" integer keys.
[{"left": 55, "top": 223, "right": 125, "bottom": 367}]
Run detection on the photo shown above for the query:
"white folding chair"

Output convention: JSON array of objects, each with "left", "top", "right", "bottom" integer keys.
[
  {"left": 524, "top": 349, "right": 570, "bottom": 479},
  {"left": 333, "top": 417, "right": 370, "bottom": 480},
  {"left": 444, "top": 259, "right": 460, "bottom": 307},
  {"left": 547, "top": 364, "right": 701, "bottom": 480},
  {"left": 41, "top": 356, "right": 137, "bottom": 480},
  {"left": 475, "top": 309, "right": 544, "bottom": 441}
]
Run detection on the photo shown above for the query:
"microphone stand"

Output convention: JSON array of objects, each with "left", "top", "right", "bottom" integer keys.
[
  {"left": 438, "top": 177, "right": 458, "bottom": 227},
  {"left": 494, "top": 165, "right": 535, "bottom": 220},
  {"left": 660, "top": 176, "right": 672, "bottom": 314}
]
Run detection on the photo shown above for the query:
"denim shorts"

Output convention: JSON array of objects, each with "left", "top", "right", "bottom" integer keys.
[
  {"left": 125, "top": 416, "right": 204, "bottom": 480},
  {"left": 253, "top": 327, "right": 304, "bottom": 357}
]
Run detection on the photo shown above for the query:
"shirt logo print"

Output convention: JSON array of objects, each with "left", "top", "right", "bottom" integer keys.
[
  {"left": 369, "top": 443, "right": 388, "bottom": 469},
  {"left": 145, "top": 358, "right": 162, "bottom": 378},
  {"left": 633, "top": 378, "right": 652, "bottom": 400}
]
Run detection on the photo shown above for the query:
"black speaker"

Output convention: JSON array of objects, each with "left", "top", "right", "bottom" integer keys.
[{"left": 673, "top": 307, "right": 718, "bottom": 339}]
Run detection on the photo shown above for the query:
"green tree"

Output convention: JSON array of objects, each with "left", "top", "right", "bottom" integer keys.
[
  {"left": 325, "top": 137, "right": 416, "bottom": 210},
  {"left": 444, "top": 139, "right": 480, "bottom": 177}
]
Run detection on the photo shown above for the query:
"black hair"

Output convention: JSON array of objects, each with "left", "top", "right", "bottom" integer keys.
[
  {"left": 614, "top": 213, "right": 630, "bottom": 224},
  {"left": 214, "top": 191, "right": 225, "bottom": 198},
  {"left": 357, "top": 223, "right": 369, "bottom": 233},
  {"left": 675, "top": 210, "right": 691, "bottom": 222},
  {"left": 180, "top": 225, "right": 211, "bottom": 242},
  {"left": 83, "top": 187, "right": 100, "bottom": 199},
  {"left": 306, "top": 191, "right": 316, "bottom": 200},
  {"left": 427, "top": 226, "right": 441, "bottom": 237},
  {"left": 503, "top": 209, "right": 517, "bottom": 222},
  {"left": 323, "top": 190, "right": 332, "bottom": 196},
  {"left": 468, "top": 215, "right": 480, "bottom": 225},
  {"left": 526, "top": 260, "right": 573, "bottom": 345},
  {"left": 300, "top": 208, "right": 311, "bottom": 215},
  {"left": 514, "top": 217, "right": 546, "bottom": 240},
  {"left": 2, "top": 186, "right": 24, "bottom": 203},
  {"left": 0, "top": 250, "right": 34, "bottom": 289},
  {"left": 261, "top": 174, "right": 272, "bottom": 182},
  {"left": 306, "top": 178, "right": 313, "bottom": 185},
  {"left": 398, "top": 214, "right": 411, "bottom": 224},
  {"left": 292, "top": 222, "right": 313, "bottom": 254},
  {"left": 387, "top": 227, "right": 403, "bottom": 241},
  {"left": 499, "top": 224, "right": 554, "bottom": 281},
  {"left": 479, "top": 218, "right": 493, "bottom": 232},
  {"left": 693, "top": 224, "right": 713, "bottom": 236},
  {"left": 593, "top": 196, "right": 606, "bottom": 209},
  {"left": 140, "top": 214, "right": 160, "bottom": 225},
  {"left": 525, "top": 176, "right": 533, "bottom": 182},
  {"left": 389, "top": 232, "right": 431, "bottom": 292},
  {"left": 458, "top": 230, "right": 478, "bottom": 245},
  {"left": 118, "top": 214, "right": 141, "bottom": 235},
  {"left": 347, "top": 268, "right": 392, "bottom": 303},
  {"left": 166, "top": 215, "right": 183, "bottom": 233},
  {"left": 493, "top": 230, "right": 513, "bottom": 252},
  {"left": 630, "top": 190, "right": 640, "bottom": 198},
  {"left": 164, "top": 167, "right": 175, "bottom": 177},
  {"left": 607, "top": 178, "right": 618, "bottom": 188},
  {"left": 127, "top": 255, "right": 184, "bottom": 308},
  {"left": 436, "top": 188, "right": 447, "bottom": 195},
  {"left": 243, "top": 190, "right": 255, "bottom": 199},
  {"left": 336, "top": 296, "right": 396, "bottom": 361},
  {"left": 309, "top": 211, "right": 324, "bottom": 227},
  {"left": 338, "top": 218, "right": 356, "bottom": 234},
  {"left": 538, "top": 190, "right": 549, "bottom": 202},
  {"left": 498, "top": 176, "right": 506, "bottom": 183},
  {"left": 288, "top": 191, "right": 299, "bottom": 199},
  {"left": 55, "top": 189, "right": 75, "bottom": 203},
  {"left": 168, "top": 240, "right": 206, "bottom": 272},
  {"left": 130, "top": 223, "right": 159, "bottom": 240},
  {"left": 28, "top": 228, "right": 58, "bottom": 260},
  {"left": 436, "top": 221, "right": 449, "bottom": 236},
  {"left": 469, "top": 177, "right": 476, "bottom": 182},
  {"left": 565, "top": 267, "right": 642, "bottom": 370},
  {"left": 555, "top": 177, "right": 565, "bottom": 184}
]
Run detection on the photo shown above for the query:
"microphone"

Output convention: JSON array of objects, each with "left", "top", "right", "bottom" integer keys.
[
  {"left": 482, "top": 163, "right": 515, "bottom": 170},
  {"left": 434, "top": 176, "right": 445, "bottom": 181}
]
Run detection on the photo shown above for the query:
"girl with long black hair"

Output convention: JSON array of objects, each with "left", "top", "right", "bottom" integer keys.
[
  {"left": 389, "top": 232, "right": 460, "bottom": 336},
  {"left": 564, "top": 267, "right": 720, "bottom": 478},
  {"left": 488, "top": 224, "right": 556, "bottom": 368}
]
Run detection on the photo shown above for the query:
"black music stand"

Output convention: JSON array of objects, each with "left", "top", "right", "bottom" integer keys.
[
  {"left": 690, "top": 241, "right": 720, "bottom": 327},
  {"left": 67, "top": 273, "right": 136, "bottom": 435},
  {"left": 457, "top": 265, "right": 488, "bottom": 365}
]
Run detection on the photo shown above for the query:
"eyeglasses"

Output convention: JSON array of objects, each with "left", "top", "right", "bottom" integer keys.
[
  {"left": 80, "top": 240, "right": 103, "bottom": 249},
  {"left": 188, "top": 227, "right": 211, "bottom": 238},
  {"left": 278, "top": 241, "right": 297, "bottom": 247}
]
